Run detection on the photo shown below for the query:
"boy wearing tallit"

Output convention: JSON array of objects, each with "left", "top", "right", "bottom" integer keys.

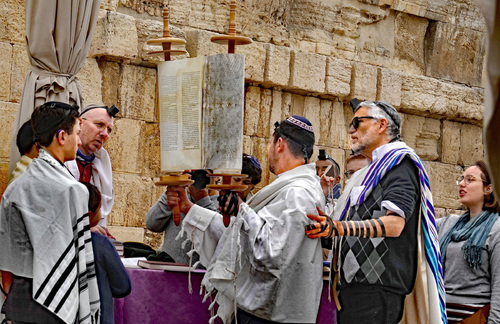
[
  {"left": 305, "top": 101, "right": 447, "bottom": 324},
  {"left": 0, "top": 102, "right": 100, "bottom": 324},
  {"left": 167, "top": 116, "right": 325, "bottom": 323}
]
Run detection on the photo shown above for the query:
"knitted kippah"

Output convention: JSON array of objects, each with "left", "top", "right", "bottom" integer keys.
[{"left": 285, "top": 115, "right": 314, "bottom": 133}]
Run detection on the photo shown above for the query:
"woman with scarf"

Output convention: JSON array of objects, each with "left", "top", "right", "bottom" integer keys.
[{"left": 438, "top": 160, "right": 500, "bottom": 323}]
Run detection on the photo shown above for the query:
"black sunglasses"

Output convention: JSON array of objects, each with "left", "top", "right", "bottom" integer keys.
[{"left": 349, "top": 116, "right": 376, "bottom": 129}]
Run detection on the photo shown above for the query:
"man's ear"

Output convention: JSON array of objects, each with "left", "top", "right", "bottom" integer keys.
[
  {"left": 378, "top": 118, "right": 389, "bottom": 134},
  {"left": 56, "top": 129, "right": 65, "bottom": 145},
  {"left": 276, "top": 137, "right": 286, "bottom": 153}
]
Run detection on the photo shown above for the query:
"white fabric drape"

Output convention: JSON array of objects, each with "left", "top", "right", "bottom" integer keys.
[
  {"left": 8, "top": 0, "right": 101, "bottom": 173},
  {"left": 475, "top": 0, "right": 500, "bottom": 198}
]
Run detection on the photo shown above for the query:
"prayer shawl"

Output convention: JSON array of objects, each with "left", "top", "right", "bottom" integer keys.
[
  {"left": 8, "top": 155, "right": 33, "bottom": 185},
  {"left": 0, "top": 149, "right": 100, "bottom": 324},
  {"left": 186, "top": 164, "right": 325, "bottom": 323},
  {"left": 334, "top": 142, "right": 447, "bottom": 324},
  {"left": 66, "top": 147, "right": 114, "bottom": 227}
]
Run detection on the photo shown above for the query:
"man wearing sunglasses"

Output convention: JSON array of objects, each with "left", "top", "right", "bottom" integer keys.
[
  {"left": 305, "top": 101, "right": 446, "bottom": 324},
  {"left": 66, "top": 104, "right": 119, "bottom": 237}
]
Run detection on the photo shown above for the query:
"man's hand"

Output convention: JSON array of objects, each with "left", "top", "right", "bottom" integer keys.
[
  {"left": 320, "top": 173, "right": 336, "bottom": 197},
  {"left": 91, "top": 225, "right": 107, "bottom": 236},
  {"left": 166, "top": 186, "right": 194, "bottom": 215},
  {"left": 187, "top": 184, "right": 209, "bottom": 202},
  {"left": 305, "top": 207, "right": 334, "bottom": 239}
]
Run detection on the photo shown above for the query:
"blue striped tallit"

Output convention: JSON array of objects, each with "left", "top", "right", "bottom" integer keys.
[{"left": 339, "top": 145, "right": 447, "bottom": 323}]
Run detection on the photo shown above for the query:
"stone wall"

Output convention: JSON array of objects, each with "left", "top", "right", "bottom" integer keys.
[{"left": 0, "top": 0, "right": 485, "bottom": 247}]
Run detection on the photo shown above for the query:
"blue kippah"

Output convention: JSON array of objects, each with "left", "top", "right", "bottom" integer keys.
[{"left": 286, "top": 115, "right": 314, "bottom": 133}]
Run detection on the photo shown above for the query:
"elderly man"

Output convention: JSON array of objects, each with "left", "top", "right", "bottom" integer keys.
[
  {"left": 66, "top": 104, "right": 118, "bottom": 233},
  {"left": 306, "top": 101, "right": 446, "bottom": 324},
  {"left": 168, "top": 116, "right": 325, "bottom": 323}
]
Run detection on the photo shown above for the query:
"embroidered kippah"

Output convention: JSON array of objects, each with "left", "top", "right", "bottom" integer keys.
[
  {"left": 243, "top": 154, "right": 261, "bottom": 169},
  {"left": 286, "top": 115, "right": 314, "bottom": 133}
]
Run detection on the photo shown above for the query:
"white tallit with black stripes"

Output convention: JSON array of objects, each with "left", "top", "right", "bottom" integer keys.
[{"left": 0, "top": 149, "right": 100, "bottom": 323}]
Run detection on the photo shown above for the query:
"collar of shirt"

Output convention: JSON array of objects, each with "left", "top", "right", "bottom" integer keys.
[{"left": 370, "top": 141, "right": 407, "bottom": 164}]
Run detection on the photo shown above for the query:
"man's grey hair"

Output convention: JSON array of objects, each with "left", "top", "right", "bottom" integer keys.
[{"left": 355, "top": 101, "right": 401, "bottom": 141}]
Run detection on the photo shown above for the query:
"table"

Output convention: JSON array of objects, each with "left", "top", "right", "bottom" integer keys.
[{"left": 114, "top": 268, "right": 336, "bottom": 323}]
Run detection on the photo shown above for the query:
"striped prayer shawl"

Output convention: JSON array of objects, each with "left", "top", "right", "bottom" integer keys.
[
  {"left": 338, "top": 144, "right": 447, "bottom": 323},
  {"left": 0, "top": 149, "right": 100, "bottom": 323}
]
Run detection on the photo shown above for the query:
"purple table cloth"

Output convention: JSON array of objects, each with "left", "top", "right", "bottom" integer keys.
[{"left": 114, "top": 268, "right": 336, "bottom": 324}]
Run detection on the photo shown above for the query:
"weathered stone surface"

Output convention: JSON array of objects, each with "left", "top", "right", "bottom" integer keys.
[
  {"left": 441, "top": 120, "right": 461, "bottom": 164},
  {"left": 10, "top": 44, "right": 31, "bottom": 103},
  {"left": 290, "top": 94, "right": 305, "bottom": 116},
  {"left": 78, "top": 58, "right": 103, "bottom": 106},
  {"left": 0, "top": 43, "right": 12, "bottom": 101},
  {"left": 424, "top": 161, "right": 462, "bottom": 209},
  {"left": 401, "top": 114, "right": 441, "bottom": 161},
  {"left": 244, "top": 86, "right": 261, "bottom": 136},
  {"left": 144, "top": 229, "right": 164, "bottom": 250},
  {"left": 142, "top": 122, "right": 161, "bottom": 175},
  {"left": 118, "top": 64, "right": 156, "bottom": 122},
  {"left": 303, "top": 96, "right": 322, "bottom": 145},
  {"left": 459, "top": 124, "right": 484, "bottom": 166},
  {"left": 425, "top": 21, "right": 485, "bottom": 87},
  {"left": 237, "top": 41, "right": 266, "bottom": 83},
  {"left": 281, "top": 92, "right": 292, "bottom": 120},
  {"left": 252, "top": 137, "right": 270, "bottom": 188},
  {"left": 136, "top": 19, "right": 188, "bottom": 64},
  {"left": 400, "top": 74, "right": 484, "bottom": 122},
  {"left": 325, "top": 57, "right": 351, "bottom": 98},
  {"left": 267, "top": 90, "right": 283, "bottom": 138},
  {"left": 100, "top": 0, "right": 119, "bottom": 12},
  {"left": 0, "top": 162, "right": 9, "bottom": 199},
  {"left": 455, "top": 1, "right": 486, "bottom": 32},
  {"left": 119, "top": 0, "right": 166, "bottom": 16},
  {"left": 356, "top": 10, "right": 393, "bottom": 68},
  {"left": 185, "top": 28, "right": 226, "bottom": 58},
  {"left": 106, "top": 118, "right": 144, "bottom": 174},
  {"left": 256, "top": 89, "right": 272, "bottom": 138},
  {"left": 317, "top": 100, "right": 333, "bottom": 146},
  {"left": 289, "top": 50, "right": 326, "bottom": 94},
  {"left": 377, "top": 68, "right": 402, "bottom": 107},
  {"left": 89, "top": 10, "right": 138, "bottom": 59},
  {"left": 380, "top": 0, "right": 457, "bottom": 22},
  {"left": 264, "top": 44, "right": 290, "bottom": 87},
  {"left": 0, "top": 102, "right": 19, "bottom": 160},
  {"left": 392, "top": 12, "right": 428, "bottom": 75},
  {"left": 350, "top": 62, "right": 378, "bottom": 100},
  {"left": 328, "top": 101, "right": 350, "bottom": 149},
  {"left": 110, "top": 173, "right": 156, "bottom": 227},
  {"left": 98, "top": 60, "right": 120, "bottom": 106},
  {"left": 0, "top": 0, "right": 24, "bottom": 44},
  {"left": 243, "top": 135, "right": 253, "bottom": 157},
  {"left": 108, "top": 225, "right": 145, "bottom": 243}
]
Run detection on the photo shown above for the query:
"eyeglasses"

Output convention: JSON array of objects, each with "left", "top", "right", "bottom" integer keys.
[
  {"left": 456, "top": 175, "right": 488, "bottom": 186},
  {"left": 349, "top": 116, "right": 376, "bottom": 129},
  {"left": 344, "top": 170, "right": 355, "bottom": 179}
]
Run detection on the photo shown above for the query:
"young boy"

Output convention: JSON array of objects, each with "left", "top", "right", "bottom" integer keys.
[{"left": 81, "top": 182, "right": 131, "bottom": 324}]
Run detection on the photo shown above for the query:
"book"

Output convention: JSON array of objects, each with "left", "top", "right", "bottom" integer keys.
[{"left": 137, "top": 260, "right": 205, "bottom": 273}]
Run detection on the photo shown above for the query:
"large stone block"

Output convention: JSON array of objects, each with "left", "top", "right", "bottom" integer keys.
[
  {"left": 377, "top": 68, "right": 402, "bottom": 107},
  {"left": 400, "top": 74, "right": 484, "bottom": 122},
  {"left": 0, "top": 162, "right": 9, "bottom": 199},
  {"left": 441, "top": 120, "right": 461, "bottom": 164},
  {"left": 252, "top": 137, "right": 270, "bottom": 188},
  {"left": 290, "top": 94, "right": 305, "bottom": 116},
  {"left": 256, "top": 89, "right": 272, "bottom": 138},
  {"left": 77, "top": 58, "right": 103, "bottom": 106},
  {"left": 350, "top": 62, "right": 378, "bottom": 101},
  {"left": 281, "top": 92, "right": 292, "bottom": 120},
  {"left": 392, "top": 11, "right": 428, "bottom": 75},
  {"left": 328, "top": 101, "right": 349, "bottom": 149},
  {"left": 401, "top": 114, "right": 440, "bottom": 161},
  {"left": 289, "top": 50, "right": 326, "bottom": 94},
  {"left": 264, "top": 44, "right": 290, "bottom": 87},
  {"left": 455, "top": 1, "right": 486, "bottom": 32},
  {"left": 89, "top": 10, "right": 138, "bottom": 59},
  {"left": 425, "top": 21, "right": 485, "bottom": 87},
  {"left": 118, "top": 64, "right": 156, "bottom": 122},
  {"left": 325, "top": 57, "right": 351, "bottom": 98},
  {"left": 244, "top": 86, "right": 261, "bottom": 136},
  {"left": 459, "top": 124, "right": 484, "bottom": 166},
  {"left": 142, "top": 122, "right": 161, "bottom": 175},
  {"left": 98, "top": 60, "right": 120, "bottom": 106},
  {"left": 0, "top": 0, "right": 24, "bottom": 44},
  {"left": 0, "top": 102, "right": 19, "bottom": 160},
  {"left": 381, "top": 0, "right": 456, "bottom": 22},
  {"left": 136, "top": 19, "right": 188, "bottom": 64},
  {"left": 303, "top": 96, "right": 322, "bottom": 145},
  {"left": 110, "top": 172, "right": 156, "bottom": 227},
  {"left": 108, "top": 226, "right": 145, "bottom": 243},
  {"left": 119, "top": 0, "right": 166, "bottom": 16},
  {"left": 317, "top": 100, "right": 333, "bottom": 146},
  {"left": 10, "top": 44, "right": 31, "bottom": 103},
  {"left": 237, "top": 41, "right": 266, "bottom": 83},
  {"left": 267, "top": 90, "right": 283, "bottom": 138},
  {"left": 185, "top": 28, "right": 226, "bottom": 58},
  {"left": 355, "top": 10, "right": 393, "bottom": 68},
  {"left": 0, "top": 43, "right": 12, "bottom": 101},
  {"left": 424, "top": 161, "right": 462, "bottom": 209},
  {"left": 100, "top": 0, "right": 119, "bottom": 11},
  {"left": 106, "top": 118, "right": 144, "bottom": 174}
]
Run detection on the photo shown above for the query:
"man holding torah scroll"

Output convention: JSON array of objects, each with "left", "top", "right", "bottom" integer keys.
[{"left": 167, "top": 116, "right": 325, "bottom": 323}]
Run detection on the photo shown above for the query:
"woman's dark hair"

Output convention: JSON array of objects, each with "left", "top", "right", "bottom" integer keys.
[
  {"left": 473, "top": 160, "right": 500, "bottom": 213},
  {"left": 272, "top": 121, "right": 314, "bottom": 162},
  {"left": 31, "top": 102, "right": 80, "bottom": 147},
  {"left": 80, "top": 182, "right": 102, "bottom": 214},
  {"left": 242, "top": 154, "right": 262, "bottom": 185},
  {"left": 16, "top": 119, "right": 35, "bottom": 156}
]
